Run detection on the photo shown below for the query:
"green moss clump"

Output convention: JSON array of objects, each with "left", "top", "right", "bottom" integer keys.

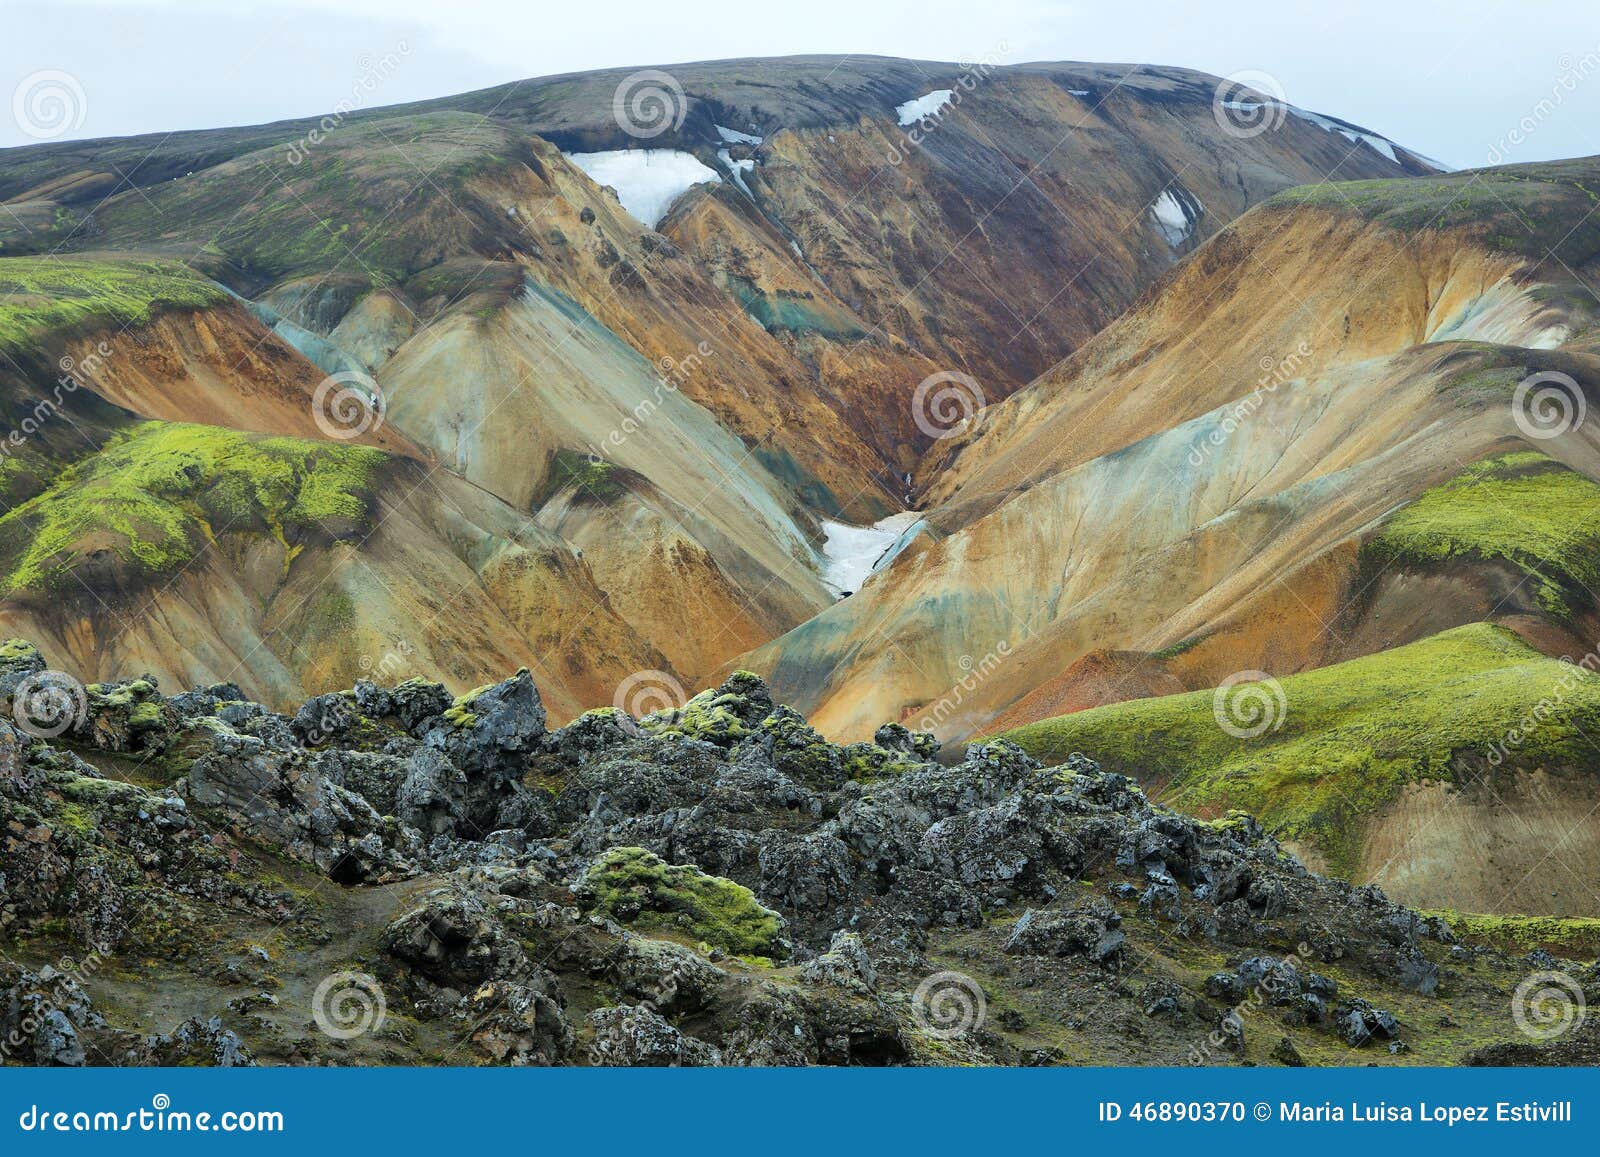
[
  {"left": 127, "top": 700, "right": 166, "bottom": 729},
  {"left": 839, "top": 742, "right": 920, "bottom": 783},
  {"left": 539, "top": 449, "right": 627, "bottom": 506},
  {"left": 86, "top": 678, "right": 155, "bottom": 708},
  {"left": 0, "top": 421, "right": 389, "bottom": 597},
  {"left": 0, "top": 637, "right": 42, "bottom": 664},
  {"left": 0, "top": 256, "right": 225, "bottom": 357},
  {"left": 641, "top": 692, "right": 752, "bottom": 745},
  {"left": 55, "top": 801, "right": 95, "bottom": 835},
  {"left": 580, "top": 846, "right": 785, "bottom": 957},
  {"left": 1363, "top": 452, "right": 1600, "bottom": 621},
  {"left": 1424, "top": 910, "right": 1600, "bottom": 958},
  {"left": 443, "top": 683, "right": 492, "bottom": 729},
  {"left": 999, "top": 623, "right": 1600, "bottom": 876}
]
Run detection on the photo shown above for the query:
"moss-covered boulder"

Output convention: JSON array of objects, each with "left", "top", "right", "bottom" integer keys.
[
  {"left": 639, "top": 671, "right": 775, "bottom": 746},
  {"left": 81, "top": 678, "right": 175, "bottom": 752},
  {"left": 578, "top": 846, "right": 786, "bottom": 958}
]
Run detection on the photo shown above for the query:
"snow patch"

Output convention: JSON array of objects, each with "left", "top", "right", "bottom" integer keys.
[
  {"left": 715, "top": 123, "right": 762, "bottom": 145},
  {"left": 564, "top": 149, "right": 720, "bottom": 228},
  {"left": 717, "top": 149, "right": 756, "bottom": 197},
  {"left": 896, "top": 89, "right": 954, "bottom": 126},
  {"left": 1220, "top": 101, "right": 1428, "bottom": 167},
  {"left": 1289, "top": 108, "right": 1402, "bottom": 164},
  {"left": 820, "top": 512, "right": 925, "bottom": 597},
  {"left": 1149, "top": 189, "right": 1199, "bottom": 246}
]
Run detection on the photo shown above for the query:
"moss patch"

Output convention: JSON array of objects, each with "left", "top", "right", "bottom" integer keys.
[
  {"left": 1426, "top": 911, "right": 1600, "bottom": 959},
  {"left": 1265, "top": 158, "right": 1600, "bottom": 267},
  {"left": 0, "top": 256, "right": 224, "bottom": 357},
  {"left": 537, "top": 449, "right": 628, "bottom": 507},
  {"left": 580, "top": 846, "right": 785, "bottom": 957},
  {"left": 999, "top": 623, "right": 1600, "bottom": 876},
  {"left": 1363, "top": 452, "right": 1600, "bottom": 621},
  {"left": 0, "top": 420, "right": 389, "bottom": 597}
]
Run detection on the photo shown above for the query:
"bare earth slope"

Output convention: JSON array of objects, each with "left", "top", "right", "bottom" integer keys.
[{"left": 0, "top": 55, "right": 1429, "bottom": 703}]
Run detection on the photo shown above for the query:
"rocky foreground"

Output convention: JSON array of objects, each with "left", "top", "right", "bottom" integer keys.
[{"left": 0, "top": 643, "right": 1592, "bottom": 1066}]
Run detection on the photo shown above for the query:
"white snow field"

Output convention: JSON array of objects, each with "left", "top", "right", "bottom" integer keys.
[
  {"left": 1149, "top": 189, "right": 1199, "bottom": 246},
  {"left": 820, "top": 512, "right": 927, "bottom": 597},
  {"left": 896, "top": 89, "right": 954, "bottom": 126},
  {"left": 564, "top": 149, "right": 721, "bottom": 227}
]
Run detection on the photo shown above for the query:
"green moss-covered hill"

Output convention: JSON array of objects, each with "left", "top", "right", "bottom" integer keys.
[
  {"left": 0, "top": 256, "right": 224, "bottom": 358},
  {"left": 0, "top": 421, "right": 389, "bottom": 600},
  {"left": 1363, "top": 451, "right": 1600, "bottom": 622},
  {"left": 998, "top": 623, "right": 1600, "bottom": 875},
  {"left": 1266, "top": 156, "right": 1600, "bottom": 268}
]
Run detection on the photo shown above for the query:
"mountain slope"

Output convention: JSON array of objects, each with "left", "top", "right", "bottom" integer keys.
[
  {"left": 0, "top": 55, "right": 1434, "bottom": 704},
  {"left": 999, "top": 623, "right": 1600, "bottom": 916},
  {"left": 743, "top": 158, "right": 1600, "bottom": 743}
]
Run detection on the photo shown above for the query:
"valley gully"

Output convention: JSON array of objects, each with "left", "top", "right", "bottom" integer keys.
[{"left": 1097, "top": 1100, "right": 1574, "bottom": 1126}]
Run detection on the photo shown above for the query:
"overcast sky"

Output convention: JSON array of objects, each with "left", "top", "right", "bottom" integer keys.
[{"left": 2, "top": 0, "right": 1596, "bottom": 169}]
